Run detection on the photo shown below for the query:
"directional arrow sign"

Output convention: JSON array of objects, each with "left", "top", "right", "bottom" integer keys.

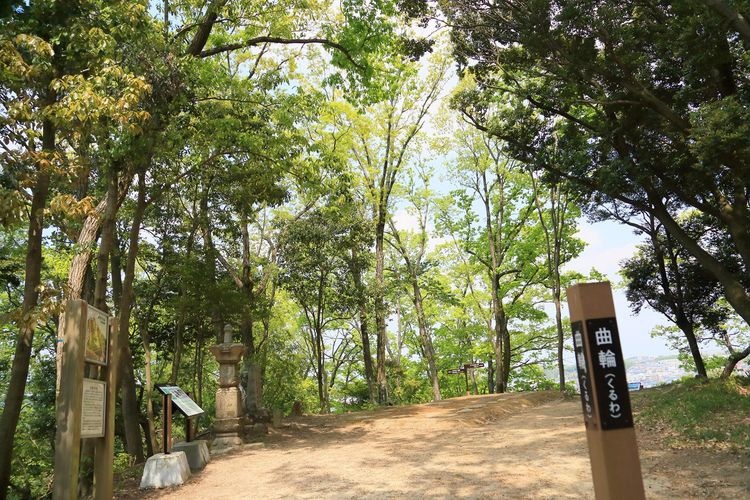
[
  {"left": 463, "top": 362, "right": 485, "bottom": 369},
  {"left": 447, "top": 368, "right": 464, "bottom": 374}
]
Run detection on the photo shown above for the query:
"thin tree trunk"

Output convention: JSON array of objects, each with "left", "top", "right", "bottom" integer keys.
[
  {"left": 196, "top": 336, "right": 204, "bottom": 407},
  {"left": 487, "top": 357, "right": 495, "bottom": 393},
  {"left": 111, "top": 170, "right": 147, "bottom": 463},
  {"left": 554, "top": 292, "right": 566, "bottom": 390},
  {"left": 79, "top": 168, "right": 120, "bottom": 496},
  {"left": 374, "top": 217, "right": 388, "bottom": 403},
  {"left": 351, "top": 248, "right": 376, "bottom": 402},
  {"left": 0, "top": 118, "right": 53, "bottom": 497},
  {"left": 199, "top": 184, "right": 224, "bottom": 343},
  {"left": 652, "top": 222, "right": 708, "bottom": 378},
  {"left": 170, "top": 221, "right": 198, "bottom": 384},
  {"left": 412, "top": 281, "right": 441, "bottom": 401},
  {"left": 141, "top": 321, "right": 158, "bottom": 456},
  {"left": 722, "top": 345, "right": 750, "bottom": 378},
  {"left": 677, "top": 319, "right": 707, "bottom": 378},
  {"left": 317, "top": 325, "right": 325, "bottom": 413}
]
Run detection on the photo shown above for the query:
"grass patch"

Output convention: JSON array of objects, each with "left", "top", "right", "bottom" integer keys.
[{"left": 632, "top": 377, "right": 750, "bottom": 453}]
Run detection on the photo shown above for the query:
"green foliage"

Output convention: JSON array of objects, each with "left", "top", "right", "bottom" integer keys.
[
  {"left": 440, "top": 0, "right": 750, "bottom": 356},
  {"left": 6, "top": 349, "right": 56, "bottom": 498},
  {"left": 677, "top": 354, "right": 726, "bottom": 378},
  {"left": 635, "top": 378, "right": 750, "bottom": 453},
  {"left": 509, "top": 365, "right": 558, "bottom": 392}
]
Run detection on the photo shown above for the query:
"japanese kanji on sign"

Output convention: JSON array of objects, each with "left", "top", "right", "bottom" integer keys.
[
  {"left": 566, "top": 281, "right": 645, "bottom": 500},
  {"left": 585, "top": 317, "right": 633, "bottom": 430}
]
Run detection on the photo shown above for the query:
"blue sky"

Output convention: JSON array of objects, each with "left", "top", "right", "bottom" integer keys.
[{"left": 564, "top": 220, "right": 674, "bottom": 358}]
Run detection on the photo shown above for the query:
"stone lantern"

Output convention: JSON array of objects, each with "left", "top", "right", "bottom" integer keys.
[{"left": 209, "top": 325, "right": 246, "bottom": 452}]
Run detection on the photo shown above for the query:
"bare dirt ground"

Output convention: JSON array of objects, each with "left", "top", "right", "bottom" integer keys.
[{"left": 120, "top": 391, "right": 749, "bottom": 499}]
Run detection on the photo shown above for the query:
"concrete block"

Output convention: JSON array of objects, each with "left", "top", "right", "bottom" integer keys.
[
  {"left": 172, "top": 440, "right": 210, "bottom": 471},
  {"left": 139, "top": 452, "right": 191, "bottom": 489}
]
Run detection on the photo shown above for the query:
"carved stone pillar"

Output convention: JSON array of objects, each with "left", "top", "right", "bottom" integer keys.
[{"left": 209, "top": 326, "right": 245, "bottom": 452}]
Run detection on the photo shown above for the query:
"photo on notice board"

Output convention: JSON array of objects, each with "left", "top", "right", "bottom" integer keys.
[{"left": 85, "top": 305, "right": 108, "bottom": 365}]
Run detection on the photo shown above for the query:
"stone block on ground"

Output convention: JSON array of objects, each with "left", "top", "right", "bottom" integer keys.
[
  {"left": 272, "top": 409, "right": 283, "bottom": 427},
  {"left": 172, "top": 440, "right": 210, "bottom": 471},
  {"left": 139, "top": 452, "right": 191, "bottom": 489},
  {"left": 211, "top": 435, "right": 244, "bottom": 455}
]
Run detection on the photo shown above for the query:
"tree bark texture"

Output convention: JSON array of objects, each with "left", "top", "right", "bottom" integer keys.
[
  {"left": 116, "top": 171, "right": 149, "bottom": 462},
  {"left": 0, "top": 118, "right": 53, "bottom": 498},
  {"left": 374, "top": 216, "right": 389, "bottom": 404}
]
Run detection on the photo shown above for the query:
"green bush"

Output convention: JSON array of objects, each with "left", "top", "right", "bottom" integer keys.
[{"left": 635, "top": 377, "right": 750, "bottom": 453}]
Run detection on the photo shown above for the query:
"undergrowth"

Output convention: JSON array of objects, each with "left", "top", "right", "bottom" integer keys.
[{"left": 632, "top": 377, "right": 750, "bottom": 454}]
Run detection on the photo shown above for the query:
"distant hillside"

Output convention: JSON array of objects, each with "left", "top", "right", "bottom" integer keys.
[{"left": 554, "top": 354, "right": 749, "bottom": 389}]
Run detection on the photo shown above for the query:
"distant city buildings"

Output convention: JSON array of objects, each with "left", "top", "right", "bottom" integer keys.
[{"left": 560, "top": 355, "right": 750, "bottom": 391}]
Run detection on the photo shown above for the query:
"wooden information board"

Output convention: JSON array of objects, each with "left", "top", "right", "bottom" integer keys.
[
  {"left": 81, "top": 379, "right": 106, "bottom": 438},
  {"left": 85, "top": 304, "right": 109, "bottom": 365}
]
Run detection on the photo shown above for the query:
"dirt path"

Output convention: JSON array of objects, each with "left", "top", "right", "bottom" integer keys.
[{"left": 123, "top": 392, "right": 749, "bottom": 499}]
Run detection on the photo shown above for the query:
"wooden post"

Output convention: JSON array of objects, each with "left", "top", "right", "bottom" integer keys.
[
  {"left": 163, "top": 394, "right": 172, "bottom": 454},
  {"left": 566, "top": 282, "right": 645, "bottom": 500},
  {"left": 53, "top": 300, "right": 87, "bottom": 500},
  {"left": 463, "top": 369, "right": 470, "bottom": 396},
  {"left": 93, "top": 318, "right": 118, "bottom": 500}
]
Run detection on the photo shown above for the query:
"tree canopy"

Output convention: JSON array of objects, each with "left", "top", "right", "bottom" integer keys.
[{"left": 2, "top": 1, "right": 750, "bottom": 497}]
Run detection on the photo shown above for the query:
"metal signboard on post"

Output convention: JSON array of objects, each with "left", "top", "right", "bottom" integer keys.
[
  {"left": 156, "top": 384, "right": 205, "bottom": 450},
  {"left": 157, "top": 385, "right": 205, "bottom": 418}
]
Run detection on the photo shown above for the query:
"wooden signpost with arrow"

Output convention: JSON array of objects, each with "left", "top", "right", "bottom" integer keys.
[{"left": 447, "top": 362, "right": 485, "bottom": 395}]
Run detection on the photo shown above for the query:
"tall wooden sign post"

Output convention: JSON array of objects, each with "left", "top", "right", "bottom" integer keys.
[
  {"left": 53, "top": 300, "right": 119, "bottom": 500},
  {"left": 447, "top": 362, "right": 485, "bottom": 395},
  {"left": 566, "top": 282, "right": 645, "bottom": 500}
]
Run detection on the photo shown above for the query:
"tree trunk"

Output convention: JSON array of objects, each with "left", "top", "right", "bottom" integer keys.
[
  {"left": 722, "top": 345, "right": 750, "bottom": 378},
  {"left": 350, "top": 248, "right": 376, "bottom": 402},
  {"left": 553, "top": 290, "right": 566, "bottom": 391},
  {"left": 411, "top": 280, "right": 441, "bottom": 401},
  {"left": 170, "top": 221, "right": 198, "bottom": 384},
  {"left": 501, "top": 318, "right": 511, "bottom": 392},
  {"left": 374, "top": 218, "right": 389, "bottom": 403},
  {"left": 199, "top": 185, "right": 224, "bottom": 343},
  {"left": 0, "top": 118, "right": 53, "bottom": 497},
  {"left": 141, "top": 322, "right": 158, "bottom": 456},
  {"left": 491, "top": 275, "right": 505, "bottom": 393},
  {"left": 677, "top": 318, "right": 707, "bottom": 378},
  {"left": 116, "top": 170, "right": 150, "bottom": 461},
  {"left": 652, "top": 196, "right": 750, "bottom": 331},
  {"left": 493, "top": 301, "right": 510, "bottom": 393},
  {"left": 195, "top": 336, "right": 204, "bottom": 407},
  {"left": 79, "top": 169, "right": 120, "bottom": 496},
  {"left": 487, "top": 357, "right": 495, "bottom": 393}
]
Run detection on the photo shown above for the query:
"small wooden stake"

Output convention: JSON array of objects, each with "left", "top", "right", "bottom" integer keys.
[{"left": 567, "top": 282, "right": 645, "bottom": 500}]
